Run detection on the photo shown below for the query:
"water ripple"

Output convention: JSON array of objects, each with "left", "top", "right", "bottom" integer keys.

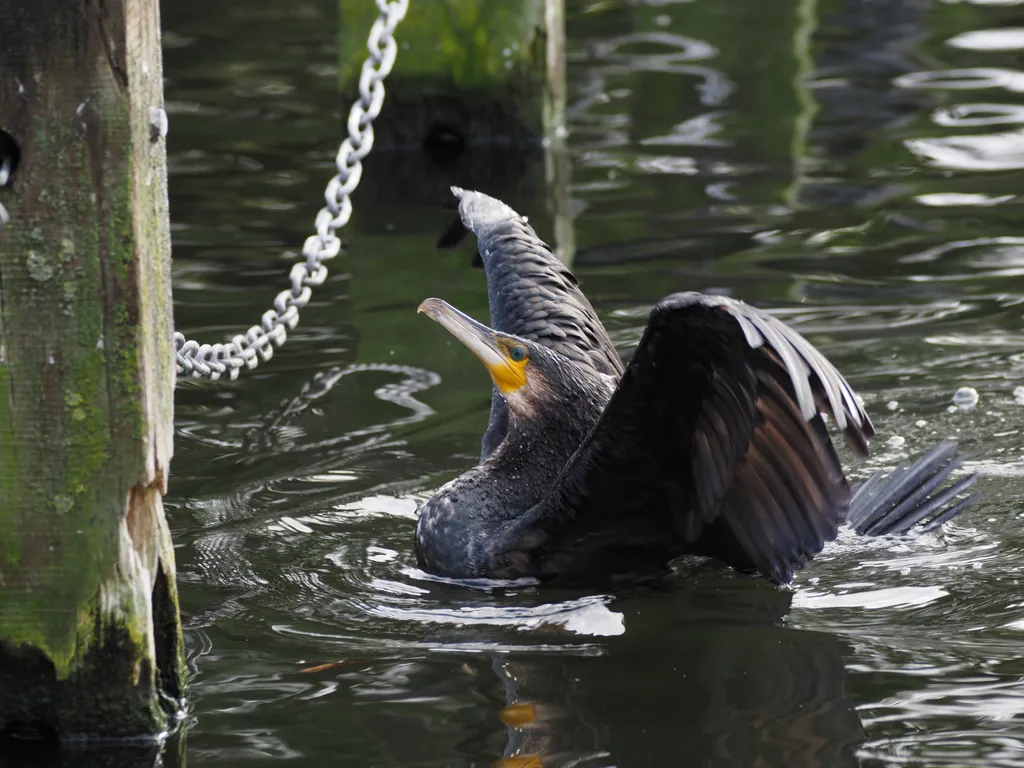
[
  {"left": 166, "top": 2, "right": 1024, "bottom": 765},
  {"left": 906, "top": 128, "right": 1024, "bottom": 171},
  {"left": 351, "top": 594, "right": 626, "bottom": 638},
  {"left": 895, "top": 68, "right": 1024, "bottom": 92},
  {"left": 948, "top": 28, "right": 1024, "bottom": 51},
  {"left": 933, "top": 103, "right": 1024, "bottom": 127},
  {"left": 588, "top": 32, "right": 718, "bottom": 69}
]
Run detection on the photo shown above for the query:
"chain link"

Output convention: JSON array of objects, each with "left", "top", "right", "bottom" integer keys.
[{"left": 175, "top": 0, "right": 409, "bottom": 380}]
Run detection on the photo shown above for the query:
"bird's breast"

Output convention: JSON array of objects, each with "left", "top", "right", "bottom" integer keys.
[{"left": 415, "top": 488, "right": 491, "bottom": 578}]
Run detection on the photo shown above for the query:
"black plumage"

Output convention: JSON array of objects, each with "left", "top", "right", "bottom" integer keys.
[
  {"left": 416, "top": 189, "right": 979, "bottom": 585},
  {"left": 439, "top": 187, "right": 622, "bottom": 458}
]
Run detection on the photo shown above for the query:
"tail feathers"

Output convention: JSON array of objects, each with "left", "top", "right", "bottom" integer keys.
[{"left": 846, "top": 441, "right": 980, "bottom": 536}]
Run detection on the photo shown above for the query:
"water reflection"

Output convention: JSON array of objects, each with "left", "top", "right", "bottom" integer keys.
[
  {"left": 932, "top": 103, "right": 1024, "bottom": 127},
  {"left": 481, "top": 583, "right": 864, "bottom": 768},
  {"left": 489, "top": 644, "right": 859, "bottom": 767},
  {"left": 948, "top": 27, "right": 1024, "bottom": 50},
  {"left": 235, "top": 573, "right": 866, "bottom": 768},
  {"left": 895, "top": 68, "right": 1024, "bottom": 92},
  {"left": 0, "top": 743, "right": 166, "bottom": 768},
  {"left": 157, "top": 0, "right": 1024, "bottom": 766},
  {"left": 907, "top": 129, "right": 1024, "bottom": 171}
]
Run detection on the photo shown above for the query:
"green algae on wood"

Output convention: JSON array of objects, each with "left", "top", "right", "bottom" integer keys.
[
  {"left": 0, "top": 0, "right": 184, "bottom": 738},
  {"left": 337, "top": 0, "right": 574, "bottom": 270},
  {"left": 338, "top": 0, "right": 563, "bottom": 148}
]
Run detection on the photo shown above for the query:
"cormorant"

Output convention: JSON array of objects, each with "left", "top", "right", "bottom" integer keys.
[{"left": 415, "top": 188, "right": 979, "bottom": 585}]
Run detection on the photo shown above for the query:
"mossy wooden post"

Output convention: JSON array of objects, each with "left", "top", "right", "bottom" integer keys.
[
  {"left": 0, "top": 0, "right": 185, "bottom": 740},
  {"left": 340, "top": 0, "right": 562, "bottom": 149},
  {"left": 339, "top": 0, "right": 573, "bottom": 261}
]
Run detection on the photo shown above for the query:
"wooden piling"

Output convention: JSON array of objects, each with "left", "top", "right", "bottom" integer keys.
[
  {"left": 0, "top": 0, "right": 184, "bottom": 739},
  {"left": 338, "top": 0, "right": 574, "bottom": 275},
  {"left": 339, "top": 0, "right": 559, "bottom": 149}
]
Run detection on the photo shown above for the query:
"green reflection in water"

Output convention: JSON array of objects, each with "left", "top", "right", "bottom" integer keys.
[{"left": 127, "top": 0, "right": 1024, "bottom": 766}]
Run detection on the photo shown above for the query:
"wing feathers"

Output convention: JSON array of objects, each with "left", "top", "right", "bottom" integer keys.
[
  {"left": 736, "top": 453, "right": 803, "bottom": 564},
  {"left": 733, "top": 311, "right": 766, "bottom": 349},
  {"left": 495, "top": 291, "right": 868, "bottom": 583},
  {"left": 746, "top": 315, "right": 816, "bottom": 421},
  {"left": 446, "top": 192, "right": 976, "bottom": 585},
  {"left": 712, "top": 369, "right": 848, "bottom": 582},
  {"left": 746, "top": 443, "right": 814, "bottom": 555},
  {"left": 704, "top": 297, "right": 873, "bottom": 458},
  {"left": 658, "top": 295, "right": 859, "bottom": 578}
]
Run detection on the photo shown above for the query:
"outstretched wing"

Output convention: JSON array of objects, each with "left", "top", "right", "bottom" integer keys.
[
  {"left": 489, "top": 292, "right": 875, "bottom": 584},
  {"left": 441, "top": 187, "right": 624, "bottom": 456}
]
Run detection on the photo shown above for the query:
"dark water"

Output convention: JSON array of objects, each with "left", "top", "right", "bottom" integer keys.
[{"left": 162, "top": 0, "right": 1024, "bottom": 766}]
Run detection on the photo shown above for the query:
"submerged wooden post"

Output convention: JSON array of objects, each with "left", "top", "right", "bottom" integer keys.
[
  {"left": 0, "top": 0, "right": 184, "bottom": 739},
  {"left": 339, "top": 0, "right": 573, "bottom": 262},
  {"left": 340, "top": 0, "right": 559, "bottom": 149}
]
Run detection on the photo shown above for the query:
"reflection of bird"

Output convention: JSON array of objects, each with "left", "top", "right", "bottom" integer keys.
[{"left": 416, "top": 188, "right": 979, "bottom": 584}]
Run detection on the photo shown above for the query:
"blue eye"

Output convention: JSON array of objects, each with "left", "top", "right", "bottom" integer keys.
[{"left": 509, "top": 345, "right": 527, "bottom": 362}]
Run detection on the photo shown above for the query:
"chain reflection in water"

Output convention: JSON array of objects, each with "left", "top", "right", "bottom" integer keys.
[{"left": 260, "top": 363, "right": 440, "bottom": 453}]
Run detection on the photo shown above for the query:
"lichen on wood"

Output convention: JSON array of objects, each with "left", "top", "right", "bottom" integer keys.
[{"left": 0, "top": 0, "right": 184, "bottom": 739}]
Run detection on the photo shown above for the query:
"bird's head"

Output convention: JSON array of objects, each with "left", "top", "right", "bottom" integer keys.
[{"left": 417, "top": 297, "right": 587, "bottom": 417}]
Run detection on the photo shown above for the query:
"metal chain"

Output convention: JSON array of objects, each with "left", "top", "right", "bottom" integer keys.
[{"left": 174, "top": 0, "right": 409, "bottom": 380}]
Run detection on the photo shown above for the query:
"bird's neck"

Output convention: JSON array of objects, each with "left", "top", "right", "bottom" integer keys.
[{"left": 487, "top": 377, "right": 609, "bottom": 499}]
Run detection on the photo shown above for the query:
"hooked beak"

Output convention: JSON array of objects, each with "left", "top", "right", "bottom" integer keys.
[{"left": 418, "top": 298, "right": 525, "bottom": 394}]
